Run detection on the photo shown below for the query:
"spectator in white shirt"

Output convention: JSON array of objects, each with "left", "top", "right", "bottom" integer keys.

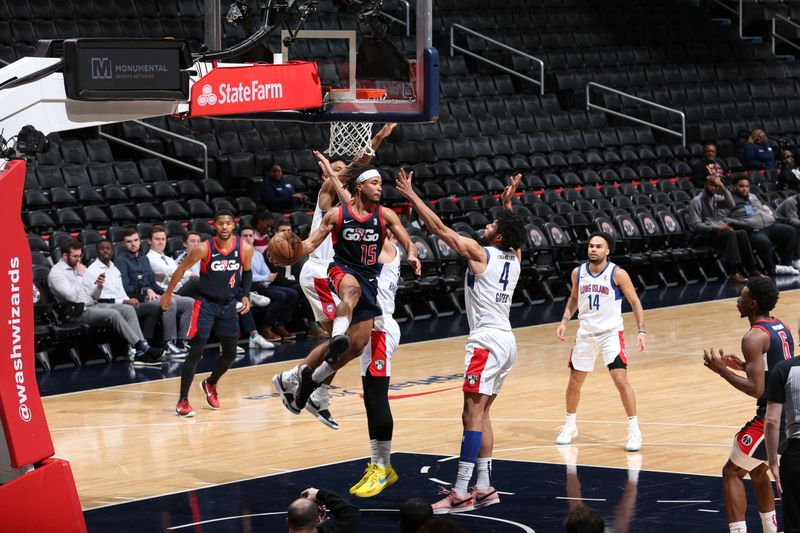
[
  {"left": 47, "top": 239, "right": 164, "bottom": 365},
  {"left": 85, "top": 239, "right": 163, "bottom": 350},
  {"left": 175, "top": 231, "right": 202, "bottom": 278},
  {"left": 148, "top": 226, "right": 198, "bottom": 297}
]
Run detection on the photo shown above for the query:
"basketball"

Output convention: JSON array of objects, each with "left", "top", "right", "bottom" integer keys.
[{"left": 268, "top": 231, "right": 304, "bottom": 266}]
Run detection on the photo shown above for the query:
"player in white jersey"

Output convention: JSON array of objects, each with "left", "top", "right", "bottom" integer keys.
[
  {"left": 348, "top": 232, "right": 402, "bottom": 499},
  {"left": 397, "top": 169, "right": 527, "bottom": 515},
  {"left": 555, "top": 232, "right": 647, "bottom": 451}
]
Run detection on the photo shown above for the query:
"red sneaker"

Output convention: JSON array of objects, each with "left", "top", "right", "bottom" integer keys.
[
  {"left": 471, "top": 486, "right": 500, "bottom": 509},
  {"left": 200, "top": 379, "right": 220, "bottom": 409},
  {"left": 176, "top": 399, "right": 195, "bottom": 417}
]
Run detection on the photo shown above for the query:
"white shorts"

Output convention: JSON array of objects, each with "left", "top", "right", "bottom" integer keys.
[
  {"left": 463, "top": 328, "right": 517, "bottom": 396},
  {"left": 299, "top": 257, "right": 340, "bottom": 322},
  {"left": 360, "top": 315, "right": 400, "bottom": 377},
  {"left": 569, "top": 327, "right": 627, "bottom": 372}
]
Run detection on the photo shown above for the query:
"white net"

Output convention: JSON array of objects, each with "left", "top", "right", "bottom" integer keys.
[{"left": 326, "top": 121, "right": 375, "bottom": 158}]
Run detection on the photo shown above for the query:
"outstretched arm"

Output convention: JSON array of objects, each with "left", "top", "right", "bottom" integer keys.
[
  {"left": 314, "top": 150, "right": 352, "bottom": 207},
  {"left": 556, "top": 268, "right": 580, "bottom": 341},
  {"left": 381, "top": 207, "right": 421, "bottom": 276},
  {"left": 302, "top": 207, "right": 339, "bottom": 255},
  {"left": 501, "top": 173, "right": 522, "bottom": 211},
  {"left": 615, "top": 267, "right": 646, "bottom": 351},
  {"left": 395, "top": 168, "right": 486, "bottom": 269}
]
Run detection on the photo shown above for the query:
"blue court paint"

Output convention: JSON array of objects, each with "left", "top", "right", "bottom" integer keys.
[{"left": 84, "top": 452, "right": 782, "bottom": 532}]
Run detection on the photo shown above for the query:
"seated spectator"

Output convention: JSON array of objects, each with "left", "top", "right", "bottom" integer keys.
[
  {"left": 721, "top": 175, "right": 798, "bottom": 276},
  {"left": 688, "top": 172, "right": 759, "bottom": 282},
  {"left": 115, "top": 227, "right": 195, "bottom": 356},
  {"left": 777, "top": 150, "right": 800, "bottom": 191},
  {"left": 286, "top": 487, "right": 360, "bottom": 533},
  {"left": 47, "top": 239, "right": 164, "bottom": 365},
  {"left": 147, "top": 225, "right": 197, "bottom": 297},
  {"left": 260, "top": 164, "right": 307, "bottom": 211},
  {"left": 175, "top": 231, "right": 202, "bottom": 278},
  {"left": 774, "top": 185, "right": 800, "bottom": 271},
  {"left": 691, "top": 141, "right": 727, "bottom": 189},
  {"left": 417, "top": 517, "right": 466, "bottom": 533},
  {"left": 564, "top": 505, "right": 605, "bottom": 533},
  {"left": 400, "top": 498, "right": 433, "bottom": 533},
  {"left": 84, "top": 238, "right": 163, "bottom": 351},
  {"left": 253, "top": 210, "right": 275, "bottom": 255},
  {"left": 240, "top": 224, "right": 299, "bottom": 342},
  {"left": 744, "top": 129, "right": 778, "bottom": 170}
]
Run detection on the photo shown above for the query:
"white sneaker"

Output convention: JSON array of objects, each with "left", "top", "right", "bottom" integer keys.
[
  {"left": 306, "top": 386, "right": 339, "bottom": 430},
  {"left": 792, "top": 259, "right": 800, "bottom": 270},
  {"left": 236, "top": 345, "right": 245, "bottom": 355},
  {"left": 249, "top": 293, "right": 271, "bottom": 307},
  {"left": 165, "top": 341, "right": 187, "bottom": 358},
  {"left": 625, "top": 428, "right": 642, "bottom": 451},
  {"left": 249, "top": 334, "right": 275, "bottom": 350},
  {"left": 556, "top": 425, "right": 578, "bottom": 445},
  {"left": 775, "top": 264, "right": 800, "bottom": 276}
]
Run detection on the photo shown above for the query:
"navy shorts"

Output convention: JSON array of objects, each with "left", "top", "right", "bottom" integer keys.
[
  {"left": 328, "top": 262, "right": 381, "bottom": 324},
  {"left": 187, "top": 295, "right": 240, "bottom": 340}
]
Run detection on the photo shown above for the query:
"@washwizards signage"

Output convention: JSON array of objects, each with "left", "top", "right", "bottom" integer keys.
[{"left": 190, "top": 61, "right": 322, "bottom": 117}]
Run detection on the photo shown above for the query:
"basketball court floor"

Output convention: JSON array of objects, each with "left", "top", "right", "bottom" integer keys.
[{"left": 38, "top": 279, "right": 800, "bottom": 532}]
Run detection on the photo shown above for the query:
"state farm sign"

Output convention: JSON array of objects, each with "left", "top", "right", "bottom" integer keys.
[{"left": 190, "top": 61, "right": 321, "bottom": 117}]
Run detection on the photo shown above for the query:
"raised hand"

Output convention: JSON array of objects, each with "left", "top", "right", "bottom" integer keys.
[
  {"left": 501, "top": 173, "right": 522, "bottom": 209},
  {"left": 313, "top": 150, "right": 336, "bottom": 180},
  {"left": 395, "top": 167, "right": 415, "bottom": 199}
]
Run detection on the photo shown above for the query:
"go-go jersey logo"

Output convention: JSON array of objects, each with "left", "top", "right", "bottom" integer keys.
[
  {"left": 209, "top": 259, "right": 241, "bottom": 272},
  {"left": 343, "top": 227, "right": 380, "bottom": 242}
]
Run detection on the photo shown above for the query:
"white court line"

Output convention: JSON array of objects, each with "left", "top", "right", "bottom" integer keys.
[
  {"left": 657, "top": 499, "right": 712, "bottom": 504},
  {"left": 428, "top": 477, "right": 451, "bottom": 486},
  {"left": 420, "top": 466, "right": 430, "bottom": 473},
  {"left": 112, "top": 496, "right": 136, "bottom": 500},
  {"left": 437, "top": 455, "right": 458, "bottom": 462},
  {"left": 556, "top": 496, "right": 606, "bottom": 502},
  {"left": 498, "top": 491, "right": 515, "bottom": 495},
  {"left": 698, "top": 509, "right": 720, "bottom": 513}
]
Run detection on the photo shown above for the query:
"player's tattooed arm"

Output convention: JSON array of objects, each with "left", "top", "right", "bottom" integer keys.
[{"left": 302, "top": 206, "right": 338, "bottom": 255}]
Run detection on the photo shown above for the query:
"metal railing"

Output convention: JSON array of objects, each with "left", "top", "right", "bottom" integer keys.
[
  {"left": 586, "top": 82, "right": 686, "bottom": 147},
  {"left": 450, "top": 24, "right": 544, "bottom": 95},
  {"left": 384, "top": 0, "right": 411, "bottom": 36},
  {"left": 772, "top": 14, "right": 800, "bottom": 56},
  {"left": 710, "top": 0, "right": 763, "bottom": 41},
  {"left": 100, "top": 119, "right": 208, "bottom": 178}
]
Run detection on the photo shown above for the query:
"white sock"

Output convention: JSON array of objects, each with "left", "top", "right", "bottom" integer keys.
[
  {"left": 369, "top": 439, "right": 378, "bottom": 465},
  {"left": 475, "top": 458, "right": 492, "bottom": 489},
  {"left": 567, "top": 464, "right": 577, "bottom": 474},
  {"left": 312, "top": 362, "right": 336, "bottom": 383},
  {"left": 760, "top": 510, "right": 777, "bottom": 533},
  {"left": 728, "top": 521, "right": 747, "bottom": 533},
  {"left": 628, "top": 468, "right": 640, "bottom": 484},
  {"left": 376, "top": 440, "right": 392, "bottom": 469},
  {"left": 628, "top": 416, "right": 639, "bottom": 431},
  {"left": 565, "top": 412, "right": 577, "bottom": 427},
  {"left": 331, "top": 316, "right": 350, "bottom": 337},
  {"left": 454, "top": 461, "right": 475, "bottom": 496}
]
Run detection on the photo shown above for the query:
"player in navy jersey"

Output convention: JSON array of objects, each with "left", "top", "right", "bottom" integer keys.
[
  {"left": 288, "top": 165, "right": 420, "bottom": 412},
  {"left": 397, "top": 169, "right": 527, "bottom": 514},
  {"left": 704, "top": 277, "right": 792, "bottom": 533},
  {"left": 162, "top": 211, "right": 254, "bottom": 418}
]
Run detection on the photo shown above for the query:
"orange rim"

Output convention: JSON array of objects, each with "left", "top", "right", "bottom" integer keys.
[{"left": 325, "top": 87, "right": 387, "bottom": 100}]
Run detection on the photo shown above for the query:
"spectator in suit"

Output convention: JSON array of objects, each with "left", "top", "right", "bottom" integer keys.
[
  {"left": 115, "top": 227, "right": 194, "bottom": 356},
  {"left": 721, "top": 175, "right": 798, "bottom": 276},
  {"left": 286, "top": 487, "right": 360, "bottom": 532},
  {"left": 744, "top": 129, "right": 778, "bottom": 170},
  {"left": 774, "top": 184, "right": 800, "bottom": 272},
  {"left": 47, "top": 239, "right": 164, "bottom": 365},
  {"left": 692, "top": 141, "right": 728, "bottom": 189},
  {"left": 260, "top": 164, "right": 308, "bottom": 211},
  {"left": 688, "top": 172, "right": 759, "bottom": 282},
  {"left": 778, "top": 150, "right": 800, "bottom": 191}
]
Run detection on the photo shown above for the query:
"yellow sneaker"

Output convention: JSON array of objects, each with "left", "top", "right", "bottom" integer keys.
[
  {"left": 349, "top": 463, "right": 376, "bottom": 494},
  {"left": 354, "top": 464, "right": 399, "bottom": 498}
]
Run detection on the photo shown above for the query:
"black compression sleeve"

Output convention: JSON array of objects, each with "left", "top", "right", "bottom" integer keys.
[{"left": 241, "top": 269, "right": 252, "bottom": 297}]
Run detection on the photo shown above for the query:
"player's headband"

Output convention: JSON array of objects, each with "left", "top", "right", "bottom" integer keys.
[{"left": 356, "top": 169, "right": 381, "bottom": 184}]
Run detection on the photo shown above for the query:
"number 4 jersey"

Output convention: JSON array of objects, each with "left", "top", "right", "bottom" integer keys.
[
  {"left": 576, "top": 261, "right": 624, "bottom": 334},
  {"left": 465, "top": 246, "right": 520, "bottom": 331}
]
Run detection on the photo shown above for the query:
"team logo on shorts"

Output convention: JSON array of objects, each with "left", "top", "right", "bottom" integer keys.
[
  {"left": 466, "top": 374, "right": 479, "bottom": 387},
  {"left": 325, "top": 303, "right": 335, "bottom": 314},
  {"left": 374, "top": 359, "right": 385, "bottom": 371},
  {"left": 741, "top": 434, "right": 753, "bottom": 446}
]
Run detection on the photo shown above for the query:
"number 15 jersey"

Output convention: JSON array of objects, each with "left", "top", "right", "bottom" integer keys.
[
  {"left": 465, "top": 246, "right": 520, "bottom": 331},
  {"left": 577, "top": 261, "right": 624, "bottom": 334}
]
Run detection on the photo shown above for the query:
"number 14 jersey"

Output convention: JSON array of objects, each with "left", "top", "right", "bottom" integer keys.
[{"left": 577, "top": 261, "right": 623, "bottom": 334}]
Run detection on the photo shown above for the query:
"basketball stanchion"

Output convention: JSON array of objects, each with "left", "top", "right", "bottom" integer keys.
[{"left": 0, "top": 160, "right": 86, "bottom": 532}]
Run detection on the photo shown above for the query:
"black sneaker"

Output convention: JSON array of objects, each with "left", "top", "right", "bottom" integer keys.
[
  {"left": 294, "top": 365, "right": 321, "bottom": 410},
  {"left": 323, "top": 334, "right": 350, "bottom": 365},
  {"left": 133, "top": 347, "right": 165, "bottom": 367},
  {"left": 272, "top": 371, "right": 301, "bottom": 415}
]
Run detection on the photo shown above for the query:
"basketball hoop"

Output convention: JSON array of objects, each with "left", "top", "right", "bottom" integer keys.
[{"left": 325, "top": 88, "right": 386, "bottom": 159}]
